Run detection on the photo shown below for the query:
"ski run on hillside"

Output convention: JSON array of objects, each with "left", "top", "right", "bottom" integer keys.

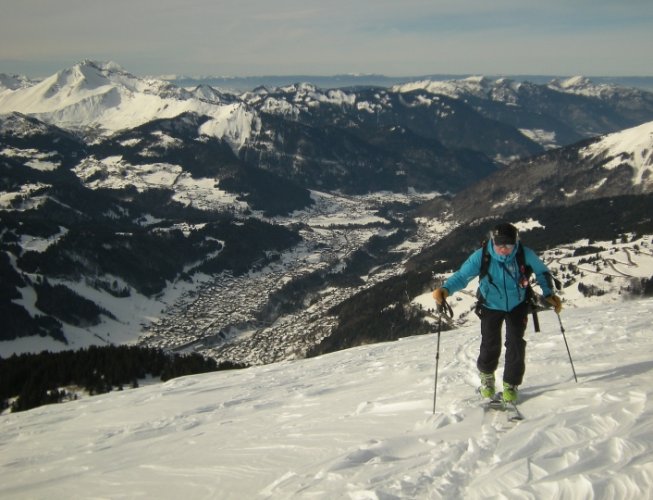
[{"left": 1, "top": 298, "right": 652, "bottom": 499}]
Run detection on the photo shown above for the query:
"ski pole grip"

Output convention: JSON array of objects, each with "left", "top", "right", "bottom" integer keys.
[{"left": 438, "top": 298, "right": 454, "bottom": 319}]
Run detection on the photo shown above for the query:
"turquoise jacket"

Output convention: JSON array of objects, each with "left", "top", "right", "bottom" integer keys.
[{"left": 443, "top": 242, "right": 553, "bottom": 312}]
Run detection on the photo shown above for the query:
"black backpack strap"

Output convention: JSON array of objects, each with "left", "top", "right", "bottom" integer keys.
[
  {"left": 516, "top": 245, "right": 541, "bottom": 332},
  {"left": 475, "top": 241, "right": 491, "bottom": 317},
  {"left": 479, "top": 240, "right": 492, "bottom": 283},
  {"left": 516, "top": 244, "right": 530, "bottom": 273},
  {"left": 516, "top": 244, "right": 532, "bottom": 287}
]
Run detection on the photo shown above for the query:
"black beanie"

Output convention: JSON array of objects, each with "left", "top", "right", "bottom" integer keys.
[{"left": 491, "top": 223, "right": 518, "bottom": 245}]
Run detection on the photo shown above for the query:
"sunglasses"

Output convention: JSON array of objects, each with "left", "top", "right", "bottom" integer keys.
[{"left": 493, "top": 242, "right": 515, "bottom": 251}]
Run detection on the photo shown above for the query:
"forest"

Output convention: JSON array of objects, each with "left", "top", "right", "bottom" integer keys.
[{"left": 0, "top": 345, "right": 247, "bottom": 413}]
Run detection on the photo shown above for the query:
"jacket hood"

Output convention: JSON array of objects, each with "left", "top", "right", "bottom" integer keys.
[{"left": 488, "top": 240, "right": 519, "bottom": 264}]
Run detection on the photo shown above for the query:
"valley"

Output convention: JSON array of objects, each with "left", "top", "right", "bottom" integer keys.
[{"left": 140, "top": 190, "right": 448, "bottom": 365}]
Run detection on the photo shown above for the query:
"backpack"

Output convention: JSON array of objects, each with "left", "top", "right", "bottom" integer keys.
[
  {"left": 478, "top": 240, "right": 533, "bottom": 289},
  {"left": 475, "top": 240, "right": 540, "bottom": 331}
]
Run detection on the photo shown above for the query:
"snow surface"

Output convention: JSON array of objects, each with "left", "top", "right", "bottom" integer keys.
[{"left": 2, "top": 299, "right": 653, "bottom": 499}]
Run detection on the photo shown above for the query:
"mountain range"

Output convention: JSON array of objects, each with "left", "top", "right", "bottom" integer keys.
[
  {"left": 161, "top": 72, "right": 653, "bottom": 93},
  {"left": 1, "top": 60, "right": 653, "bottom": 364}
]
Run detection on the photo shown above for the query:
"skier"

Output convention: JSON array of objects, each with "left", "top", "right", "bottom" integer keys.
[{"left": 432, "top": 222, "right": 562, "bottom": 403}]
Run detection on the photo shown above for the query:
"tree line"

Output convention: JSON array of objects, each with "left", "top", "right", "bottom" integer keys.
[{"left": 0, "top": 345, "right": 247, "bottom": 413}]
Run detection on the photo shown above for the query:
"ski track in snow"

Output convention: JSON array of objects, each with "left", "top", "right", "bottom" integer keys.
[{"left": 2, "top": 300, "right": 653, "bottom": 499}]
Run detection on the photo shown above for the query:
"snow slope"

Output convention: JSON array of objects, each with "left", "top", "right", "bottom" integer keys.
[{"left": 1, "top": 299, "right": 652, "bottom": 499}]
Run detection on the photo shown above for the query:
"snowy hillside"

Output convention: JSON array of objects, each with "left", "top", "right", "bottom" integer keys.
[
  {"left": 433, "top": 119, "right": 653, "bottom": 223},
  {"left": 580, "top": 120, "right": 653, "bottom": 187},
  {"left": 1, "top": 299, "right": 652, "bottom": 499}
]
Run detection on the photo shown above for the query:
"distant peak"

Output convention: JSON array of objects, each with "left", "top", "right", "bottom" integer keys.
[
  {"left": 56, "top": 60, "right": 133, "bottom": 84},
  {"left": 279, "top": 82, "right": 318, "bottom": 94},
  {"left": 462, "top": 75, "right": 489, "bottom": 85},
  {"left": 558, "top": 76, "right": 592, "bottom": 88},
  {"left": 77, "top": 60, "right": 125, "bottom": 73},
  {"left": 548, "top": 76, "right": 624, "bottom": 98},
  {"left": 0, "top": 73, "right": 33, "bottom": 90}
]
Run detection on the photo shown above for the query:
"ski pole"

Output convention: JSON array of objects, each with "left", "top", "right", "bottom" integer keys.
[
  {"left": 432, "top": 299, "right": 453, "bottom": 414},
  {"left": 556, "top": 312, "right": 578, "bottom": 383},
  {"left": 530, "top": 298, "right": 541, "bottom": 332},
  {"left": 432, "top": 313, "right": 442, "bottom": 414}
]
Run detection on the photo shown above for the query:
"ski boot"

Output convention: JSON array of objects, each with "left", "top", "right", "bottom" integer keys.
[
  {"left": 502, "top": 382, "right": 518, "bottom": 403},
  {"left": 478, "top": 372, "right": 496, "bottom": 399}
]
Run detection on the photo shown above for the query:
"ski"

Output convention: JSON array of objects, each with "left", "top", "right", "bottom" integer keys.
[
  {"left": 481, "top": 392, "right": 524, "bottom": 422},
  {"left": 481, "top": 396, "right": 504, "bottom": 412}
]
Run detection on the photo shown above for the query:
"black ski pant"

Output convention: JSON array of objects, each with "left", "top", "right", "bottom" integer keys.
[{"left": 477, "top": 301, "right": 529, "bottom": 386}]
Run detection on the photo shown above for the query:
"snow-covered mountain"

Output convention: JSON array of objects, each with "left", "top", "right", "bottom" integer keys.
[
  {"left": 2, "top": 298, "right": 652, "bottom": 499},
  {"left": 0, "top": 61, "right": 258, "bottom": 150},
  {"left": 2, "top": 60, "right": 653, "bottom": 368}
]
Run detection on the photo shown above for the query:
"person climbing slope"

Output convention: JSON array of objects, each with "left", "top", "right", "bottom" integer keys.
[{"left": 432, "top": 222, "right": 562, "bottom": 403}]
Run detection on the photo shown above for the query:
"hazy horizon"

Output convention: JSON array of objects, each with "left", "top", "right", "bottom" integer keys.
[{"left": 1, "top": 1, "right": 651, "bottom": 79}]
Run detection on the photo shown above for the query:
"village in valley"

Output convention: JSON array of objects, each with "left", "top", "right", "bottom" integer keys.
[{"left": 138, "top": 188, "right": 653, "bottom": 366}]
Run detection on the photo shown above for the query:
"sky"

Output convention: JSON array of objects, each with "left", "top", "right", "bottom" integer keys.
[{"left": 0, "top": 1, "right": 652, "bottom": 79}]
